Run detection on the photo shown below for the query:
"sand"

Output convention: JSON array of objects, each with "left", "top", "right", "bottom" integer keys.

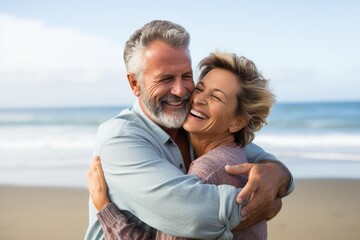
[
  {"left": 1, "top": 179, "right": 359, "bottom": 240},
  {"left": 0, "top": 186, "right": 88, "bottom": 240},
  {"left": 268, "top": 179, "right": 360, "bottom": 240}
]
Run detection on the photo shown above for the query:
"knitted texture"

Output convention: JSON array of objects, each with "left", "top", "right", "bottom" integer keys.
[{"left": 157, "top": 144, "right": 267, "bottom": 240}]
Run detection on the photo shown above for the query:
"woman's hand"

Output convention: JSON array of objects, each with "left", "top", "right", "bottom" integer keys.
[{"left": 87, "top": 156, "right": 111, "bottom": 211}]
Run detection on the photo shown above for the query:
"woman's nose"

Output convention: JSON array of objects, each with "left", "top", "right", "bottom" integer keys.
[{"left": 193, "top": 91, "right": 207, "bottom": 105}]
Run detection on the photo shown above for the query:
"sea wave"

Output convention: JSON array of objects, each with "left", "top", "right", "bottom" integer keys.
[
  {"left": 254, "top": 133, "right": 360, "bottom": 162},
  {"left": 0, "top": 106, "right": 124, "bottom": 126},
  {"left": 0, "top": 138, "right": 94, "bottom": 150},
  {"left": 272, "top": 150, "right": 360, "bottom": 162},
  {"left": 255, "top": 133, "right": 360, "bottom": 147}
]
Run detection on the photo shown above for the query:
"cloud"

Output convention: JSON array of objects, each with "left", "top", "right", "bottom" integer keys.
[
  {"left": 0, "top": 13, "right": 134, "bottom": 107},
  {"left": 0, "top": 13, "right": 123, "bottom": 81}
]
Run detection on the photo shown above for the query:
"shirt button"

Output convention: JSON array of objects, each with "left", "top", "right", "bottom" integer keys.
[{"left": 180, "top": 164, "right": 183, "bottom": 169}]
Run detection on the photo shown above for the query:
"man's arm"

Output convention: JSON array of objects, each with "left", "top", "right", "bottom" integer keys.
[
  {"left": 94, "top": 124, "right": 241, "bottom": 239},
  {"left": 230, "top": 143, "right": 294, "bottom": 229},
  {"left": 88, "top": 157, "right": 153, "bottom": 240}
]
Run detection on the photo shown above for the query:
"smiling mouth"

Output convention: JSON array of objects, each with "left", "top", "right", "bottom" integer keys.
[
  {"left": 165, "top": 100, "right": 184, "bottom": 106},
  {"left": 190, "top": 109, "right": 208, "bottom": 119}
]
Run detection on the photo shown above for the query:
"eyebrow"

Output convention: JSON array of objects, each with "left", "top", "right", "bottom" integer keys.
[
  {"left": 156, "top": 73, "right": 173, "bottom": 79},
  {"left": 156, "top": 71, "right": 193, "bottom": 80}
]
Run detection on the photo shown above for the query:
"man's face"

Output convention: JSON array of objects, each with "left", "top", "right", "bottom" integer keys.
[{"left": 139, "top": 41, "right": 194, "bottom": 129}]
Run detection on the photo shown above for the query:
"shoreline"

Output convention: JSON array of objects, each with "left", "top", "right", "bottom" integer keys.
[{"left": 1, "top": 178, "right": 360, "bottom": 240}]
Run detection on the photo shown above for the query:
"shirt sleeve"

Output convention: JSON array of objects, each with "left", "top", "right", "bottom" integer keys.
[
  {"left": 98, "top": 123, "right": 241, "bottom": 239},
  {"left": 243, "top": 143, "right": 278, "bottom": 163},
  {"left": 243, "top": 143, "right": 295, "bottom": 196}
]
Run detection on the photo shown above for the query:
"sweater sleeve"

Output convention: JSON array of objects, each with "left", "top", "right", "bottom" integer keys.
[{"left": 97, "top": 203, "right": 154, "bottom": 240}]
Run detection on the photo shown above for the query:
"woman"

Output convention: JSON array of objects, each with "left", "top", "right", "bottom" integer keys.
[{"left": 88, "top": 51, "right": 275, "bottom": 239}]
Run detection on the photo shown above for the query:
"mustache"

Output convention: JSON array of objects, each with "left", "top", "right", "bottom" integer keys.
[{"left": 160, "top": 93, "right": 191, "bottom": 103}]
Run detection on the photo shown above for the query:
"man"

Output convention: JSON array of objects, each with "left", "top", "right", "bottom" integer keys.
[{"left": 85, "top": 20, "right": 293, "bottom": 239}]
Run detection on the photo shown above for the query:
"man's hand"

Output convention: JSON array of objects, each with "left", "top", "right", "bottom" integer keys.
[
  {"left": 225, "top": 161, "right": 290, "bottom": 229},
  {"left": 235, "top": 197, "right": 282, "bottom": 230},
  {"left": 87, "top": 156, "right": 110, "bottom": 211}
]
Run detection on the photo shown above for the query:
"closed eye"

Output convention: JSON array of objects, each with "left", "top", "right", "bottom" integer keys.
[
  {"left": 182, "top": 74, "right": 193, "bottom": 81},
  {"left": 212, "top": 94, "right": 223, "bottom": 102},
  {"left": 194, "top": 82, "right": 204, "bottom": 92},
  {"left": 194, "top": 87, "right": 203, "bottom": 92},
  {"left": 160, "top": 77, "right": 173, "bottom": 83}
]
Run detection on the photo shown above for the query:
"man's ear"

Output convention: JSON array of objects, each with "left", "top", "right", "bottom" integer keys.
[
  {"left": 229, "top": 117, "right": 248, "bottom": 133},
  {"left": 127, "top": 74, "right": 141, "bottom": 97}
]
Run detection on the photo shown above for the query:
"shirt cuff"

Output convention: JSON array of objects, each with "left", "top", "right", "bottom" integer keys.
[
  {"left": 217, "top": 185, "right": 241, "bottom": 239},
  {"left": 282, "top": 173, "right": 295, "bottom": 197}
]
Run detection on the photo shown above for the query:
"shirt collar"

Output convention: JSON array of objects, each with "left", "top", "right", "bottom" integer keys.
[{"left": 133, "top": 99, "right": 195, "bottom": 161}]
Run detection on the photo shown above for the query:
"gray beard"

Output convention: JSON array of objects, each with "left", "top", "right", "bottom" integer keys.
[{"left": 140, "top": 91, "right": 190, "bottom": 129}]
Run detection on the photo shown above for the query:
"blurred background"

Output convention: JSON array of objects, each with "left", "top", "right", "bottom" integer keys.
[{"left": 1, "top": 0, "right": 359, "bottom": 186}]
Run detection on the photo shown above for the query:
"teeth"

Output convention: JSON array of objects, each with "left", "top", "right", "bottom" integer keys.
[
  {"left": 166, "top": 100, "right": 183, "bottom": 106},
  {"left": 190, "top": 109, "right": 208, "bottom": 119}
]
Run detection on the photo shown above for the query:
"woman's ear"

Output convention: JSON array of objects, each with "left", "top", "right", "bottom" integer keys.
[
  {"left": 127, "top": 74, "right": 141, "bottom": 97},
  {"left": 229, "top": 117, "right": 248, "bottom": 133}
]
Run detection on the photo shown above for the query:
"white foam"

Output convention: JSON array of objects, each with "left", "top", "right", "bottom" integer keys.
[
  {"left": 273, "top": 151, "right": 360, "bottom": 162},
  {"left": 0, "top": 138, "right": 94, "bottom": 150},
  {"left": 255, "top": 133, "right": 360, "bottom": 147},
  {"left": 0, "top": 125, "right": 96, "bottom": 150}
]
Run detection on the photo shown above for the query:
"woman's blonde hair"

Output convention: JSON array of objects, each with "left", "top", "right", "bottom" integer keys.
[{"left": 198, "top": 51, "right": 276, "bottom": 147}]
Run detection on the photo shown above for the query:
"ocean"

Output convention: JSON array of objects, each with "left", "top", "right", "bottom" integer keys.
[{"left": 1, "top": 101, "right": 359, "bottom": 187}]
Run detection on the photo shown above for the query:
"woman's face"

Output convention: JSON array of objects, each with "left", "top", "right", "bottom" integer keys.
[{"left": 183, "top": 68, "right": 242, "bottom": 136}]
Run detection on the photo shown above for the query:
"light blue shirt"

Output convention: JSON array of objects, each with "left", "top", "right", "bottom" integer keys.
[{"left": 85, "top": 100, "right": 292, "bottom": 240}]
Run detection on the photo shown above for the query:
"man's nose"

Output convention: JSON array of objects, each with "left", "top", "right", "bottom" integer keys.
[{"left": 171, "top": 78, "right": 187, "bottom": 97}]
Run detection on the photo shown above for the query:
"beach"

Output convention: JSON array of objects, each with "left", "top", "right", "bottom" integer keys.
[
  {"left": 0, "top": 185, "right": 88, "bottom": 240},
  {"left": 268, "top": 179, "right": 360, "bottom": 240},
  {"left": 1, "top": 178, "right": 359, "bottom": 240},
  {"left": 1, "top": 103, "right": 359, "bottom": 239}
]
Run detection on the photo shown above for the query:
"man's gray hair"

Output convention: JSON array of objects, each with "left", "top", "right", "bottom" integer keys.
[{"left": 123, "top": 20, "right": 190, "bottom": 79}]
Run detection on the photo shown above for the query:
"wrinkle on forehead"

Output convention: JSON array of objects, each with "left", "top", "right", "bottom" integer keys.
[{"left": 143, "top": 41, "right": 192, "bottom": 73}]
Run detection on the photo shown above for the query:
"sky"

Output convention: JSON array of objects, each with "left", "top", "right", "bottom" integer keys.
[{"left": 1, "top": 0, "right": 359, "bottom": 108}]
